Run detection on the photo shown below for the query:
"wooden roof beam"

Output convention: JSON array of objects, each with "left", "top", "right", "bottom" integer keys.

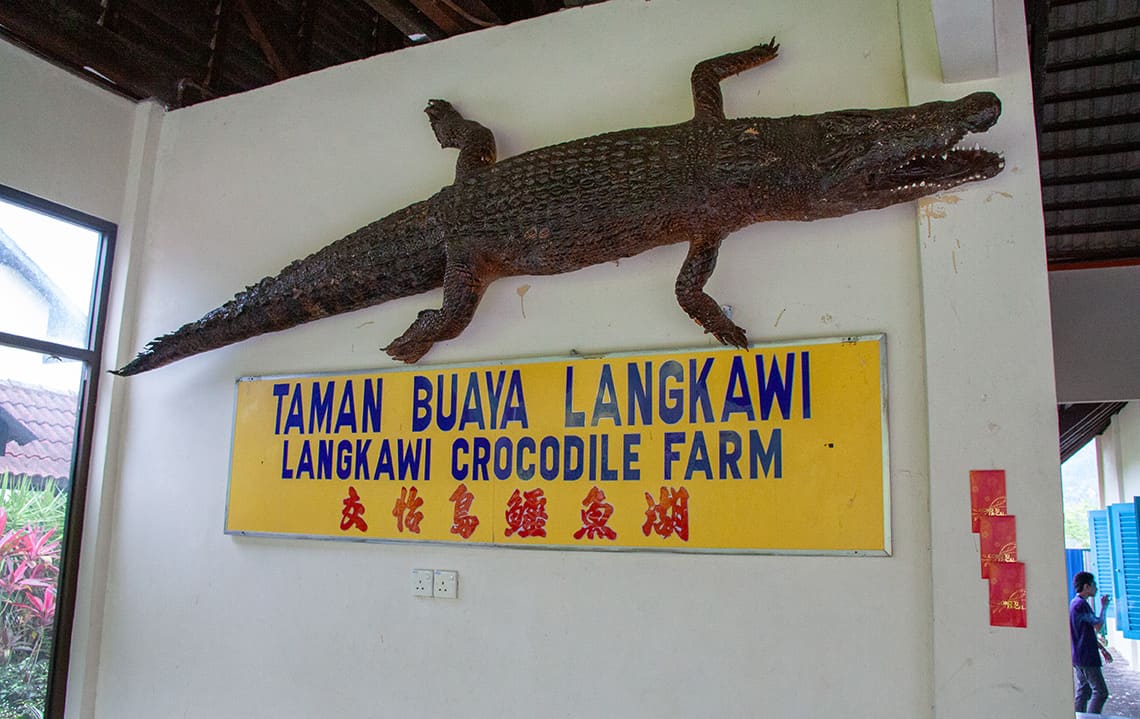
[
  {"left": 0, "top": 0, "right": 187, "bottom": 106},
  {"left": 235, "top": 0, "right": 306, "bottom": 80},
  {"left": 360, "top": 0, "right": 446, "bottom": 41}
]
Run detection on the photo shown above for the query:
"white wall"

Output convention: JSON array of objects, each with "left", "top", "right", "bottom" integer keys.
[
  {"left": 0, "top": 36, "right": 143, "bottom": 719},
  {"left": 900, "top": 1, "right": 1070, "bottom": 717},
  {"left": 1052, "top": 266, "right": 1140, "bottom": 403},
  {"left": 0, "top": 1, "right": 1062, "bottom": 718},
  {"left": 0, "top": 40, "right": 135, "bottom": 221}
]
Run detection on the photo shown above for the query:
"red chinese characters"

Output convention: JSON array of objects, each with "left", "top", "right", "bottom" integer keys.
[
  {"left": 449, "top": 485, "right": 480, "bottom": 539},
  {"left": 504, "top": 488, "right": 548, "bottom": 538},
  {"left": 340, "top": 486, "right": 368, "bottom": 532},
  {"left": 392, "top": 486, "right": 424, "bottom": 533},
  {"left": 573, "top": 487, "right": 617, "bottom": 540},
  {"left": 642, "top": 486, "right": 689, "bottom": 541}
]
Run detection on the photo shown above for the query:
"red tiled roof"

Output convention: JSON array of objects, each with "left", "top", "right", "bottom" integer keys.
[{"left": 0, "top": 379, "right": 76, "bottom": 481}]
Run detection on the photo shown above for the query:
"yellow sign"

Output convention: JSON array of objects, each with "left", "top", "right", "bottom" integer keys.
[{"left": 226, "top": 336, "right": 890, "bottom": 554}]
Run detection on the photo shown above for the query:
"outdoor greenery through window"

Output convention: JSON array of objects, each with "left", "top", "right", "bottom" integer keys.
[{"left": 0, "top": 185, "right": 114, "bottom": 719}]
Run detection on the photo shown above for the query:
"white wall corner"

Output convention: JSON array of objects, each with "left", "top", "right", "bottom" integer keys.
[{"left": 931, "top": 0, "right": 999, "bottom": 82}]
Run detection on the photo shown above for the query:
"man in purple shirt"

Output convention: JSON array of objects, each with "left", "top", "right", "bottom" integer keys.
[{"left": 1071, "top": 571, "right": 1111, "bottom": 713}]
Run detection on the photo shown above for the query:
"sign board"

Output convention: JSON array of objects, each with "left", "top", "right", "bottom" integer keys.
[{"left": 226, "top": 336, "right": 890, "bottom": 554}]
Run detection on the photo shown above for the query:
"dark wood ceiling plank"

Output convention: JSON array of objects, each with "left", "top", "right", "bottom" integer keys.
[
  {"left": 442, "top": 0, "right": 500, "bottom": 27},
  {"left": 298, "top": 0, "right": 318, "bottom": 66},
  {"left": 235, "top": 0, "right": 306, "bottom": 79},
  {"left": 0, "top": 0, "right": 187, "bottom": 106},
  {"left": 204, "top": 0, "right": 236, "bottom": 94},
  {"left": 405, "top": 0, "right": 465, "bottom": 35},
  {"left": 359, "top": 0, "right": 445, "bottom": 40}
]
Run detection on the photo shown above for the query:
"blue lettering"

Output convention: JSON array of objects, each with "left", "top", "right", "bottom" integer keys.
[
  {"left": 336, "top": 439, "right": 353, "bottom": 479},
  {"left": 273, "top": 383, "right": 291, "bottom": 434},
  {"left": 459, "top": 372, "right": 485, "bottom": 430},
  {"left": 749, "top": 428, "right": 782, "bottom": 478},
  {"left": 564, "top": 367, "right": 585, "bottom": 427},
  {"left": 484, "top": 371, "right": 506, "bottom": 430},
  {"left": 398, "top": 438, "right": 427, "bottom": 480},
  {"left": 296, "top": 440, "right": 314, "bottom": 478},
  {"left": 659, "top": 361, "right": 684, "bottom": 424},
  {"left": 316, "top": 439, "right": 333, "bottom": 478},
  {"left": 721, "top": 355, "right": 756, "bottom": 421},
  {"left": 627, "top": 361, "right": 653, "bottom": 425},
  {"left": 684, "top": 431, "right": 712, "bottom": 479},
  {"left": 591, "top": 364, "right": 622, "bottom": 426},
  {"left": 501, "top": 370, "right": 528, "bottom": 427},
  {"left": 757, "top": 353, "right": 796, "bottom": 420},
  {"left": 599, "top": 434, "right": 617, "bottom": 481},
  {"left": 362, "top": 378, "right": 382, "bottom": 433},
  {"left": 412, "top": 376, "right": 432, "bottom": 432},
  {"left": 517, "top": 436, "right": 536, "bottom": 480},
  {"left": 493, "top": 437, "right": 513, "bottom": 480},
  {"left": 663, "top": 431, "right": 684, "bottom": 480},
  {"left": 540, "top": 437, "right": 560, "bottom": 480},
  {"left": 436, "top": 374, "right": 458, "bottom": 431},
  {"left": 801, "top": 351, "right": 812, "bottom": 419},
  {"left": 335, "top": 380, "right": 357, "bottom": 433},
  {"left": 451, "top": 438, "right": 469, "bottom": 480},
  {"left": 471, "top": 437, "right": 491, "bottom": 480},
  {"left": 354, "top": 439, "right": 371, "bottom": 479},
  {"left": 719, "top": 430, "right": 742, "bottom": 479},
  {"left": 374, "top": 441, "right": 394, "bottom": 480},
  {"left": 284, "top": 384, "right": 305, "bottom": 434},
  {"left": 623, "top": 433, "right": 641, "bottom": 480},
  {"left": 688, "top": 358, "right": 714, "bottom": 423},
  {"left": 309, "top": 381, "right": 335, "bottom": 433},
  {"left": 564, "top": 435, "right": 584, "bottom": 481},
  {"left": 280, "top": 439, "right": 293, "bottom": 478}
]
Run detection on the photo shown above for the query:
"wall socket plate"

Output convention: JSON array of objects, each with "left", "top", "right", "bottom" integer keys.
[
  {"left": 433, "top": 570, "right": 458, "bottom": 599},
  {"left": 411, "top": 568, "right": 433, "bottom": 597}
]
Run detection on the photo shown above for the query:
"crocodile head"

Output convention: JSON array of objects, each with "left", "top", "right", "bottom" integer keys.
[{"left": 729, "top": 91, "right": 1004, "bottom": 220}]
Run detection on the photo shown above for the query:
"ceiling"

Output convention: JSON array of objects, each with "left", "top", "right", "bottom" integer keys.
[{"left": 0, "top": 0, "right": 1135, "bottom": 453}]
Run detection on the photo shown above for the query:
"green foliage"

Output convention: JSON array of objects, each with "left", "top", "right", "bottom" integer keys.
[
  {"left": 0, "top": 476, "right": 65, "bottom": 537},
  {"left": 1065, "top": 503, "right": 1094, "bottom": 548},
  {"left": 0, "top": 656, "right": 46, "bottom": 719},
  {"left": 0, "top": 476, "right": 62, "bottom": 719}
]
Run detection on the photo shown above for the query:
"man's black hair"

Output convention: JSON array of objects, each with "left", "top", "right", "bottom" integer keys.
[{"left": 1074, "top": 571, "right": 1096, "bottom": 593}]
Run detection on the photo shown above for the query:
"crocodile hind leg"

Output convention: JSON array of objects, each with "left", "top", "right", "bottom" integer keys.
[
  {"left": 384, "top": 245, "right": 489, "bottom": 363},
  {"left": 675, "top": 231, "right": 748, "bottom": 348},
  {"left": 690, "top": 38, "right": 780, "bottom": 121},
  {"left": 425, "top": 99, "right": 497, "bottom": 183}
]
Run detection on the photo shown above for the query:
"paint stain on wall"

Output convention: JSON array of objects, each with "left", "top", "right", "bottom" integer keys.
[{"left": 918, "top": 194, "right": 961, "bottom": 238}]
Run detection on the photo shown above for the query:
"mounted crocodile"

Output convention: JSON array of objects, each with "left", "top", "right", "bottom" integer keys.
[{"left": 113, "top": 39, "right": 1004, "bottom": 376}]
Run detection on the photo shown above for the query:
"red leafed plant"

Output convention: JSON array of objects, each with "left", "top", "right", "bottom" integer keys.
[{"left": 0, "top": 507, "right": 60, "bottom": 664}]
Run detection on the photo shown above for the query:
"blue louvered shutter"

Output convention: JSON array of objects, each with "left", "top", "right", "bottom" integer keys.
[
  {"left": 1089, "top": 509, "right": 1117, "bottom": 618},
  {"left": 1109, "top": 502, "right": 1140, "bottom": 638}
]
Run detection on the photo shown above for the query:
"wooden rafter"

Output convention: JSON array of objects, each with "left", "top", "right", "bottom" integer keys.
[
  {"left": 0, "top": 0, "right": 185, "bottom": 106},
  {"left": 235, "top": 0, "right": 306, "bottom": 80},
  {"left": 359, "top": 0, "right": 446, "bottom": 40}
]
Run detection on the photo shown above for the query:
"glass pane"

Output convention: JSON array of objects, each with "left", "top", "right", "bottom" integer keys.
[
  {"left": 0, "top": 347, "right": 80, "bottom": 718},
  {"left": 0, "top": 198, "right": 100, "bottom": 348}
]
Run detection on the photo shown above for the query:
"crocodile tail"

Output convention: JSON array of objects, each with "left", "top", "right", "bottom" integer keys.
[
  {"left": 110, "top": 275, "right": 314, "bottom": 376},
  {"left": 112, "top": 207, "right": 445, "bottom": 376}
]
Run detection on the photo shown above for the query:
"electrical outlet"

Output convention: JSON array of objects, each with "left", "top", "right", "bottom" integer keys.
[
  {"left": 434, "top": 570, "right": 458, "bottom": 599},
  {"left": 411, "top": 568, "right": 433, "bottom": 597}
]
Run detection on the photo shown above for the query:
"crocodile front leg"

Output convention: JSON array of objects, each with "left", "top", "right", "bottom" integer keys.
[
  {"left": 675, "top": 231, "right": 748, "bottom": 348},
  {"left": 384, "top": 244, "right": 489, "bottom": 363},
  {"left": 425, "top": 99, "right": 497, "bottom": 183},
  {"left": 690, "top": 38, "right": 780, "bottom": 121}
]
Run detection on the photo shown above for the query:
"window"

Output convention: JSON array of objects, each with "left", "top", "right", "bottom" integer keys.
[{"left": 0, "top": 184, "right": 115, "bottom": 718}]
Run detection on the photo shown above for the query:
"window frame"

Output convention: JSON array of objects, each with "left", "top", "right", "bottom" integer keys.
[{"left": 0, "top": 183, "right": 116, "bottom": 718}]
